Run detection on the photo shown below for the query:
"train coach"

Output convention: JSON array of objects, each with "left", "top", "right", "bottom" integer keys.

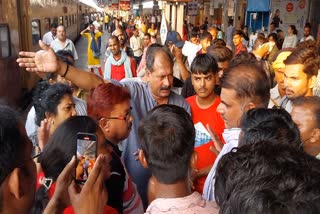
[{"left": 0, "top": 0, "right": 96, "bottom": 107}]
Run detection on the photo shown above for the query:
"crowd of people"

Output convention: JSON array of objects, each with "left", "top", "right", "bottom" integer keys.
[{"left": 0, "top": 11, "right": 319, "bottom": 214}]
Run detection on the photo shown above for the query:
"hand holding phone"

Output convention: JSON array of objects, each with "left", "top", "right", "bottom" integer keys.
[
  {"left": 75, "top": 132, "right": 97, "bottom": 184},
  {"left": 69, "top": 155, "right": 109, "bottom": 214}
]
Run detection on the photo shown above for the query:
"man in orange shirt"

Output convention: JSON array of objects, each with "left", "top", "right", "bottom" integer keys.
[{"left": 186, "top": 54, "right": 225, "bottom": 194}]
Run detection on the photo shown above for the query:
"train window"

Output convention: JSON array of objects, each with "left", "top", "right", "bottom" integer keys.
[
  {"left": 59, "top": 16, "right": 63, "bottom": 25},
  {"left": 0, "top": 25, "right": 11, "bottom": 58},
  {"left": 65, "top": 16, "right": 68, "bottom": 27},
  {"left": 31, "top": 19, "right": 41, "bottom": 45},
  {"left": 44, "top": 18, "right": 51, "bottom": 31}
]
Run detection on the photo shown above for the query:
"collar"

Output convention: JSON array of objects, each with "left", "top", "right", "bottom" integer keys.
[
  {"left": 106, "top": 139, "right": 122, "bottom": 156},
  {"left": 147, "top": 192, "right": 204, "bottom": 212}
]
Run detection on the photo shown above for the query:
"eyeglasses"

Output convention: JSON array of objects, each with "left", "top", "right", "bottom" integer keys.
[{"left": 105, "top": 107, "right": 132, "bottom": 121}]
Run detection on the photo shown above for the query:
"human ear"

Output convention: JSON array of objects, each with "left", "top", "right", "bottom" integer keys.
[
  {"left": 243, "top": 102, "right": 256, "bottom": 112},
  {"left": 8, "top": 168, "right": 25, "bottom": 199},
  {"left": 310, "top": 128, "right": 320, "bottom": 143},
  {"left": 138, "top": 150, "right": 148, "bottom": 168},
  {"left": 45, "top": 112, "right": 54, "bottom": 125},
  {"left": 308, "top": 75, "right": 317, "bottom": 89},
  {"left": 190, "top": 151, "right": 198, "bottom": 170},
  {"left": 145, "top": 70, "right": 151, "bottom": 82},
  {"left": 98, "top": 118, "right": 110, "bottom": 133}
]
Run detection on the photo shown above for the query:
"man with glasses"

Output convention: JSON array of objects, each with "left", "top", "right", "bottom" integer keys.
[
  {"left": 17, "top": 42, "right": 190, "bottom": 208},
  {"left": 87, "top": 83, "right": 143, "bottom": 213}
]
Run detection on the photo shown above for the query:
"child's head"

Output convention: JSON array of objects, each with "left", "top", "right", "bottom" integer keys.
[
  {"left": 190, "top": 54, "right": 218, "bottom": 75},
  {"left": 138, "top": 105, "right": 196, "bottom": 184}
]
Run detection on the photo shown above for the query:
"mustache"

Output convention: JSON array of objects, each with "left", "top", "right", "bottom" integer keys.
[{"left": 160, "top": 86, "right": 171, "bottom": 90}]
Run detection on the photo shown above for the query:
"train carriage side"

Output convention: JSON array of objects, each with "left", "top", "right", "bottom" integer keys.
[
  {"left": 0, "top": 0, "right": 25, "bottom": 107},
  {"left": 0, "top": 0, "right": 96, "bottom": 107}
]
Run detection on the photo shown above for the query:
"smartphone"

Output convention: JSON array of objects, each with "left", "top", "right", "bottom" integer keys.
[{"left": 75, "top": 132, "right": 97, "bottom": 184}]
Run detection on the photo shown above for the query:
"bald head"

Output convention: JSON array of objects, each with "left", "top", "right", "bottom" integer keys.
[
  {"left": 146, "top": 45, "right": 173, "bottom": 73},
  {"left": 57, "top": 25, "right": 66, "bottom": 41}
]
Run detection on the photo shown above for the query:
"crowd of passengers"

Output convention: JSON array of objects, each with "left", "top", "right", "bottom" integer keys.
[{"left": 1, "top": 13, "right": 319, "bottom": 214}]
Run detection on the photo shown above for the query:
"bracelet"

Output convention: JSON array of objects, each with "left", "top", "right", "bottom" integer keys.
[{"left": 61, "top": 63, "right": 69, "bottom": 78}]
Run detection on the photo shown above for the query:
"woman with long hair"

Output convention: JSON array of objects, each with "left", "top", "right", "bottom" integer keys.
[{"left": 282, "top": 25, "right": 298, "bottom": 48}]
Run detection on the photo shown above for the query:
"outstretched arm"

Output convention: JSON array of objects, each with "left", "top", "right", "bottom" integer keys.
[{"left": 17, "top": 40, "right": 105, "bottom": 90}]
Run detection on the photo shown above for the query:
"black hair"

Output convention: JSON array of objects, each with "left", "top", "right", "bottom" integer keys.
[
  {"left": 290, "top": 25, "right": 298, "bottom": 35},
  {"left": 305, "top": 22, "right": 312, "bottom": 29},
  {"left": 0, "top": 102, "right": 25, "bottom": 185},
  {"left": 211, "top": 38, "right": 226, "bottom": 47},
  {"left": 221, "top": 63, "right": 271, "bottom": 108},
  {"left": 239, "top": 108, "right": 302, "bottom": 149},
  {"left": 138, "top": 104, "right": 195, "bottom": 184},
  {"left": 190, "top": 29, "right": 199, "bottom": 39},
  {"left": 50, "top": 23, "right": 58, "bottom": 29},
  {"left": 229, "top": 52, "right": 257, "bottom": 67},
  {"left": 284, "top": 48, "right": 319, "bottom": 78},
  {"left": 144, "top": 32, "right": 151, "bottom": 39},
  {"left": 55, "top": 50, "right": 75, "bottom": 65},
  {"left": 190, "top": 54, "right": 218, "bottom": 75},
  {"left": 199, "top": 31, "right": 212, "bottom": 41},
  {"left": 34, "top": 83, "right": 72, "bottom": 126},
  {"left": 0, "top": 102, "right": 26, "bottom": 211},
  {"left": 109, "top": 35, "right": 120, "bottom": 44},
  {"left": 146, "top": 44, "right": 173, "bottom": 73},
  {"left": 46, "top": 51, "right": 75, "bottom": 80},
  {"left": 268, "top": 32, "right": 278, "bottom": 42},
  {"left": 292, "top": 96, "right": 320, "bottom": 128},
  {"left": 207, "top": 45, "right": 233, "bottom": 62},
  {"left": 233, "top": 29, "right": 244, "bottom": 37},
  {"left": 215, "top": 141, "right": 320, "bottom": 214},
  {"left": 31, "top": 116, "right": 99, "bottom": 214},
  {"left": 230, "top": 52, "right": 274, "bottom": 87},
  {"left": 32, "top": 81, "right": 50, "bottom": 105}
]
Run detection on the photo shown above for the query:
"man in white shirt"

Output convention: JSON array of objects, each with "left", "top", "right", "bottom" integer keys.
[
  {"left": 300, "top": 24, "right": 315, "bottom": 42},
  {"left": 50, "top": 25, "right": 78, "bottom": 60},
  {"left": 130, "top": 26, "right": 143, "bottom": 66},
  {"left": 202, "top": 63, "right": 270, "bottom": 201},
  {"left": 93, "top": 15, "right": 101, "bottom": 32},
  {"left": 42, "top": 23, "right": 57, "bottom": 45}
]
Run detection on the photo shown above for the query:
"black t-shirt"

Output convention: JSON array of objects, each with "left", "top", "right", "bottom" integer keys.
[{"left": 105, "top": 140, "right": 126, "bottom": 214}]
